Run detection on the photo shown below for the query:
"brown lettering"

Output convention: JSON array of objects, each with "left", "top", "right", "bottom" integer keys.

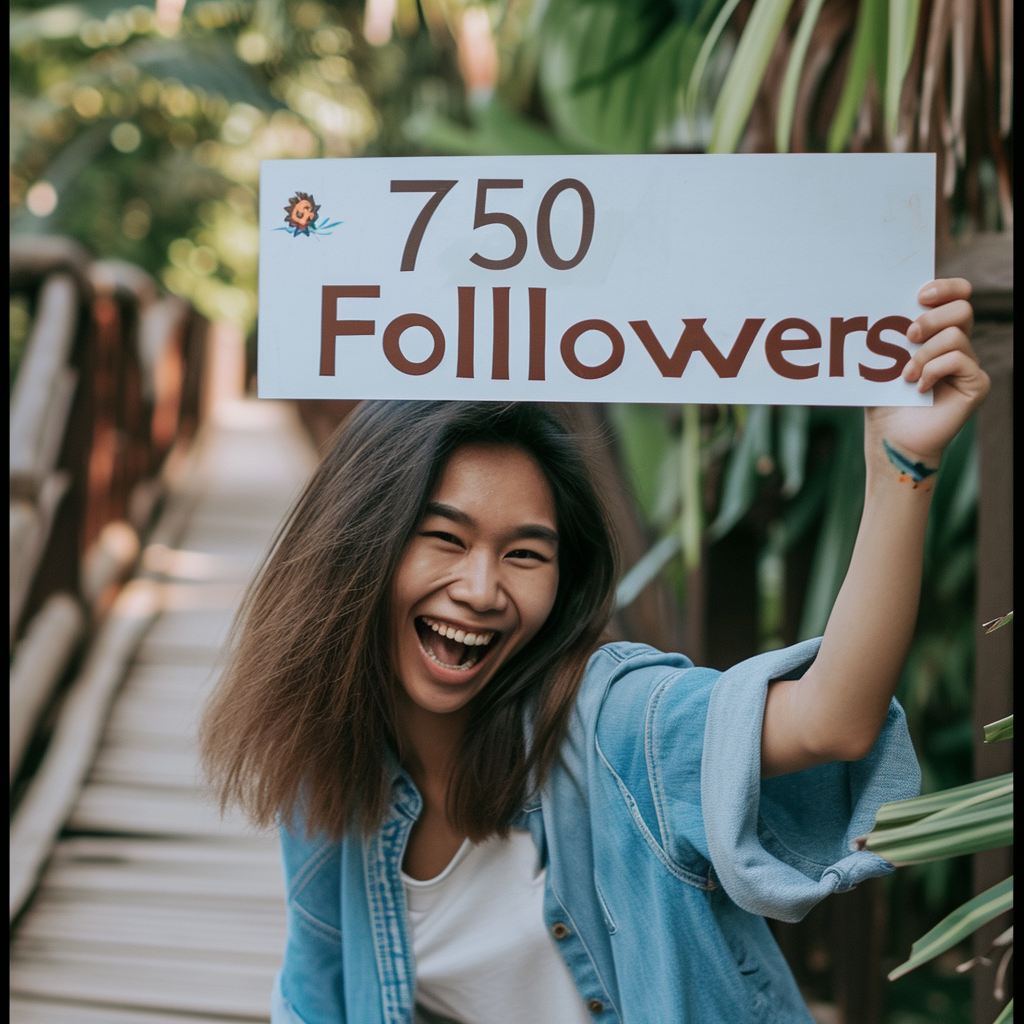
[
  {"left": 629, "top": 318, "right": 763, "bottom": 378},
  {"left": 320, "top": 285, "right": 380, "bottom": 376},
  {"left": 491, "top": 287, "right": 510, "bottom": 380},
  {"left": 457, "top": 287, "right": 474, "bottom": 378},
  {"left": 560, "top": 319, "right": 624, "bottom": 380},
  {"left": 860, "top": 315, "right": 912, "bottom": 382},
  {"left": 528, "top": 287, "right": 546, "bottom": 381},
  {"left": 829, "top": 316, "right": 867, "bottom": 377},
  {"left": 382, "top": 313, "right": 445, "bottom": 376},
  {"left": 765, "top": 318, "right": 821, "bottom": 380},
  {"left": 536, "top": 179, "right": 595, "bottom": 270}
]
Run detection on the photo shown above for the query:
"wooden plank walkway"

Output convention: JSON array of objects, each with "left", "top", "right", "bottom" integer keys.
[{"left": 10, "top": 399, "right": 319, "bottom": 1024}]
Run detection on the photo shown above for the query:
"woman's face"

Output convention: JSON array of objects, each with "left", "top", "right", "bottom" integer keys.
[{"left": 391, "top": 443, "right": 560, "bottom": 718}]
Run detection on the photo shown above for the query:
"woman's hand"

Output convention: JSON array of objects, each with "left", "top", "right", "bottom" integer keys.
[{"left": 865, "top": 278, "right": 990, "bottom": 468}]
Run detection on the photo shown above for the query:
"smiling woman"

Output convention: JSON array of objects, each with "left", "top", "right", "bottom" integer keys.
[
  {"left": 392, "top": 445, "right": 560, "bottom": 709},
  {"left": 200, "top": 402, "right": 619, "bottom": 1024},
  {"left": 199, "top": 286, "right": 989, "bottom": 1024},
  {"left": 199, "top": 402, "right": 617, "bottom": 845}
]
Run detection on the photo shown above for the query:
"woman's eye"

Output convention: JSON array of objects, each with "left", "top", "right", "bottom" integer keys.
[
  {"left": 506, "top": 548, "right": 548, "bottom": 562},
  {"left": 422, "top": 531, "right": 463, "bottom": 547}
]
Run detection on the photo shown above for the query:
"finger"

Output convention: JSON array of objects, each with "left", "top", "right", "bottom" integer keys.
[
  {"left": 907, "top": 298, "right": 974, "bottom": 345},
  {"left": 915, "top": 349, "right": 989, "bottom": 399},
  {"left": 903, "top": 326, "right": 977, "bottom": 382},
  {"left": 917, "top": 278, "right": 972, "bottom": 307}
]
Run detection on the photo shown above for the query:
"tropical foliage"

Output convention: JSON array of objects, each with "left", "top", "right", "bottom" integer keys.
[{"left": 862, "top": 613, "right": 1013, "bottom": 1024}]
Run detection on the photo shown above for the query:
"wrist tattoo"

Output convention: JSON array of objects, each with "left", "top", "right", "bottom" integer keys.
[{"left": 883, "top": 439, "right": 938, "bottom": 490}]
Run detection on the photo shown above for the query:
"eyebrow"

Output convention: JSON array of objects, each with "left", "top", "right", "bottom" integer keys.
[{"left": 424, "top": 501, "right": 559, "bottom": 546}]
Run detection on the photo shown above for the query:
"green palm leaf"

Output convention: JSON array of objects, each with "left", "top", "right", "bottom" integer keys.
[
  {"left": 885, "top": 0, "right": 923, "bottom": 137},
  {"left": 827, "top": 0, "right": 886, "bottom": 152},
  {"left": 798, "top": 411, "right": 864, "bottom": 639},
  {"left": 708, "top": 0, "right": 796, "bottom": 153},
  {"left": 887, "top": 876, "right": 1013, "bottom": 980},
  {"left": 540, "top": 1, "right": 698, "bottom": 153},
  {"left": 706, "top": 405, "right": 771, "bottom": 541},
  {"left": 993, "top": 998, "right": 1014, "bottom": 1024},
  {"left": 871, "top": 773, "right": 1012, "bottom": 827},
  {"left": 862, "top": 775, "right": 1013, "bottom": 865},
  {"left": 983, "top": 611, "right": 1014, "bottom": 633},
  {"left": 775, "top": 0, "right": 826, "bottom": 152},
  {"left": 984, "top": 715, "right": 1014, "bottom": 743},
  {"left": 616, "top": 529, "right": 682, "bottom": 609},
  {"left": 685, "top": 0, "right": 742, "bottom": 120}
]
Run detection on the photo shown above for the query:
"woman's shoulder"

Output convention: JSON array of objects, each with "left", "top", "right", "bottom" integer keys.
[
  {"left": 586, "top": 640, "right": 711, "bottom": 682},
  {"left": 576, "top": 641, "right": 708, "bottom": 721},
  {"left": 586, "top": 640, "right": 695, "bottom": 673}
]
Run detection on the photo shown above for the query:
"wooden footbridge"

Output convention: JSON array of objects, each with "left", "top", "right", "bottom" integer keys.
[
  {"left": 10, "top": 237, "right": 322, "bottom": 1023},
  {"left": 9, "top": 393, "right": 315, "bottom": 1024},
  {"left": 10, "top": 396, "right": 317, "bottom": 1023}
]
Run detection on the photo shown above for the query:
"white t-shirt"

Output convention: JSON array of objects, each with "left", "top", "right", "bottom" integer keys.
[{"left": 402, "top": 830, "right": 593, "bottom": 1024}]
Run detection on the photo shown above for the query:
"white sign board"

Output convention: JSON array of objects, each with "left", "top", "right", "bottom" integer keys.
[{"left": 257, "top": 154, "right": 934, "bottom": 406}]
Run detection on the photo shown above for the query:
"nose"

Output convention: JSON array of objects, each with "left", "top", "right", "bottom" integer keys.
[{"left": 447, "top": 550, "right": 506, "bottom": 613}]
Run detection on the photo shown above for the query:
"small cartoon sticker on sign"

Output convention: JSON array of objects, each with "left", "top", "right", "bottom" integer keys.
[{"left": 277, "top": 191, "right": 343, "bottom": 238}]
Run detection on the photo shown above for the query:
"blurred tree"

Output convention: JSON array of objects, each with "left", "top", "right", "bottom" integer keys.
[{"left": 9, "top": 0, "right": 468, "bottom": 337}]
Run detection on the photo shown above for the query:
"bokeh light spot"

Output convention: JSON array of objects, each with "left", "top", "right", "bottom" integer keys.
[
  {"left": 188, "top": 245, "right": 218, "bottom": 275},
  {"left": 128, "top": 6, "right": 154, "bottom": 33},
  {"left": 220, "top": 104, "right": 262, "bottom": 146},
  {"left": 110, "top": 122, "right": 142, "bottom": 152},
  {"left": 72, "top": 85, "right": 104, "bottom": 118},
  {"left": 236, "top": 31, "right": 269, "bottom": 64},
  {"left": 312, "top": 27, "right": 346, "bottom": 56},
  {"left": 79, "top": 20, "right": 107, "bottom": 47},
  {"left": 168, "top": 237, "right": 195, "bottom": 267},
  {"left": 161, "top": 83, "right": 197, "bottom": 118},
  {"left": 292, "top": 1, "right": 325, "bottom": 30},
  {"left": 193, "top": 140, "right": 221, "bottom": 167},
  {"left": 363, "top": 0, "right": 396, "bottom": 46},
  {"left": 168, "top": 122, "right": 197, "bottom": 148},
  {"left": 104, "top": 13, "right": 131, "bottom": 45},
  {"left": 27, "top": 181, "right": 58, "bottom": 217},
  {"left": 122, "top": 199, "right": 151, "bottom": 240}
]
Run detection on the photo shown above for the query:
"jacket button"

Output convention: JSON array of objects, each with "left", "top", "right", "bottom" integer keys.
[
  {"left": 551, "top": 922, "right": 570, "bottom": 939},
  {"left": 588, "top": 999, "right": 604, "bottom": 1013}
]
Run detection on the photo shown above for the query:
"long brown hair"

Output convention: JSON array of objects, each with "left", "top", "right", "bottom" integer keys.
[{"left": 199, "top": 401, "right": 619, "bottom": 840}]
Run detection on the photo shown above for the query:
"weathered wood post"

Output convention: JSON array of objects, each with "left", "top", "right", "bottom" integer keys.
[{"left": 952, "top": 235, "right": 1013, "bottom": 1024}]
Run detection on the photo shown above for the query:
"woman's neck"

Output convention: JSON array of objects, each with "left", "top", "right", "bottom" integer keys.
[
  {"left": 396, "top": 697, "right": 470, "bottom": 799},
  {"left": 396, "top": 699, "right": 473, "bottom": 878}
]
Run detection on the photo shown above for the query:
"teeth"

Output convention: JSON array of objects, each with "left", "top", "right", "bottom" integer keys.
[
  {"left": 423, "top": 645, "right": 480, "bottom": 671},
  {"left": 421, "top": 617, "right": 495, "bottom": 646}
]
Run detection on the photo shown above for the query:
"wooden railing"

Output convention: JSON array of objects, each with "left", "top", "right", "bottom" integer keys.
[{"left": 9, "top": 236, "right": 208, "bottom": 797}]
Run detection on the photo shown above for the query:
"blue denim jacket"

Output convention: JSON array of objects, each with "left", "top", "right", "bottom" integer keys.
[{"left": 273, "top": 638, "right": 920, "bottom": 1024}]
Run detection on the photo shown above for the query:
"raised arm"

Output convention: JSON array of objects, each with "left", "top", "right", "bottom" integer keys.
[{"left": 760, "top": 278, "right": 990, "bottom": 779}]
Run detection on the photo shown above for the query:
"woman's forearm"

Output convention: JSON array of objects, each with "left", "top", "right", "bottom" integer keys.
[{"left": 762, "top": 436, "right": 936, "bottom": 773}]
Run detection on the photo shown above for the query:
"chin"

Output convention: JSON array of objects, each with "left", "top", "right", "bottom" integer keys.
[{"left": 403, "top": 676, "right": 482, "bottom": 717}]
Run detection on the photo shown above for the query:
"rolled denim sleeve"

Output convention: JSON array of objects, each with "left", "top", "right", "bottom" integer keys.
[{"left": 699, "top": 639, "right": 921, "bottom": 923}]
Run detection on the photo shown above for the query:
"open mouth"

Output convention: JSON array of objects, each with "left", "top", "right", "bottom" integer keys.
[{"left": 415, "top": 616, "right": 501, "bottom": 672}]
